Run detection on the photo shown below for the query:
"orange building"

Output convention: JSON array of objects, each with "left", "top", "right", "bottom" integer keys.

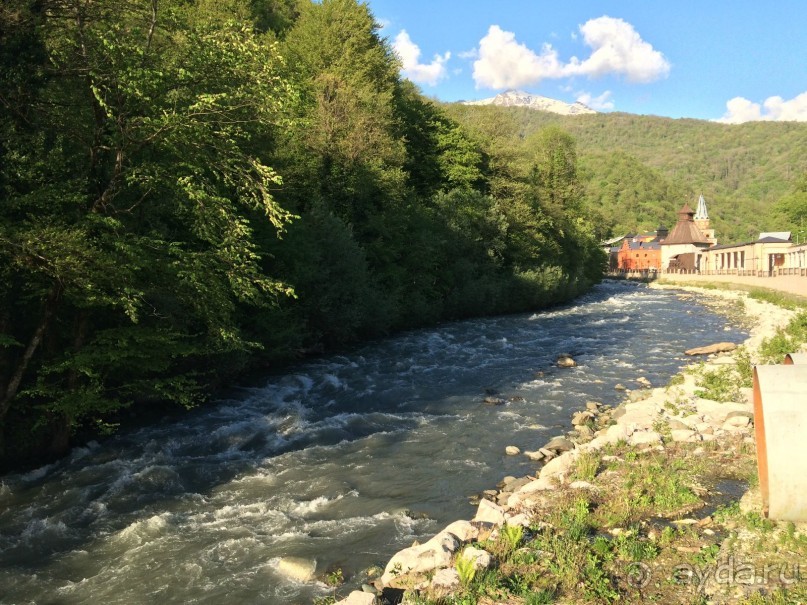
[{"left": 617, "top": 237, "right": 662, "bottom": 271}]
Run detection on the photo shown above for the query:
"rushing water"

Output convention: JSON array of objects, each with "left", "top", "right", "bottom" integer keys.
[{"left": 0, "top": 282, "right": 746, "bottom": 604}]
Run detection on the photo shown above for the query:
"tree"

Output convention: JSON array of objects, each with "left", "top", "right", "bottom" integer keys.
[{"left": 0, "top": 0, "right": 294, "bottom": 460}]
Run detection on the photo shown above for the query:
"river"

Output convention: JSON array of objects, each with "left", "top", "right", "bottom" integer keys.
[{"left": 0, "top": 281, "right": 746, "bottom": 604}]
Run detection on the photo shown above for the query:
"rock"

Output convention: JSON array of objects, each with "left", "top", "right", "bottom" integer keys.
[
  {"left": 685, "top": 342, "right": 738, "bottom": 356},
  {"left": 505, "top": 513, "right": 531, "bottom": 527},
  {"left": 723, "top": 416, "right": 751, "bottom": 431},
  {"left": 361, "top": 584, "right": 380, "bottom": 595},
  {"left": 670, "top": 429, "right": 701, "bottom": 443},
  {"left": 611, "top": 406, "right": 627, "bottom": 420},
  {"left": 615, "top": 383, "right": 627, "bottom": 391},
  {"left": 667, "top": 418, "right": 690, "bottom": 431},
  {"left": 483, "top": 397, "right": 506, "bottom": 406},
  {"left": 442, "top": 520, "right": 479, "bottom": 543},
  {"left": 335, "top": 591, "right": 376, "bottom": 605},
  {"left": 276, "top": 557, "right": 317, "bottom": 582},
  {"left": 430, "top": 568, "right": 460, "bottom": 596},
  {"left": 523, "top": 450, "right": 545, "bottom": 461},
  {"left": 380, "top": 532, "right": 459, "bottom": 587},
  {"left": 576, "top": 425, "right": 594, "bottom": 439},
  {"left": 636, "top": 377, "right": 652, "bottom": 387},
  {"left": 725, "top": 410, "right": 754, "bottom": 423},
  {"left": 544, "top": 436, "right": 575, "bottom": 452},
  {"left": 629, "top": 430, "right": 663, "bottom": 446},
  {"left": 628, "top": 389, "right": 651, "bottom": 403},
  {"left": 570, "top": 480, "right": 595, "bottom": 490},
  {"left": 461, "top": 546, "right": 492, "bottom": 570},
  {"left": 472, "top": 499, "right": 506, "bottom": 526},
  {"left": 557, "top": 354, "right": 577, "bottom": 368},
  {"left": 571, "top": 410, "right": 595, "bottom": 426},
  {"left": 501, "top": 477, "right": 532, "bottom": 493},
  {"left": 505, "top": 445, "right": 521, "bottom": 456},
  {"left": 538, "top": 447, "right": 555, "bottom": 459},
  {"left": 498, "top": 476, "right": 517, "bottom": 487},
  {"left": 540, "top": 451, "right": 577, "bottom": 480},
  {"left": 586, "top": 401, "right": 602, "bottom": 412},
  {"left": 508, "top": 396, "right": 526, "bottom": 403},
  {"left": 516, "top": 477, "right": 555, "bottom": 494}
]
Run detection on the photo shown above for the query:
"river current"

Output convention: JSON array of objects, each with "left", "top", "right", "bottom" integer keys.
[{"left": 0, "top": 281, "right": 746, "bottom": 604}]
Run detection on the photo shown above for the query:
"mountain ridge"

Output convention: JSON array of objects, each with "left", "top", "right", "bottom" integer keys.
[{"left": 461, "top": 90, "right": 597, "bottom": 116}]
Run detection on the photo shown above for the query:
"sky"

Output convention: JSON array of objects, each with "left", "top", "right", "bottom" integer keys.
[{"left": 364, "top": 0, "right": 807, "bottom": 123}]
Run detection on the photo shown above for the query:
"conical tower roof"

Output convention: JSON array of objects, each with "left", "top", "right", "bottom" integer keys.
[{"left": 694, "top": 194, "right": 709, "bottom": 221}]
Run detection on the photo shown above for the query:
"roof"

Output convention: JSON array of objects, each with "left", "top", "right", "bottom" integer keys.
[
  {"left": 759, "top": 232, "right": 791, "bottom": 241},
  {"left": 710, "top": 241, "right": 754, "bottom": 251},
  {"left": 662, "top": 203, "right": 709, "bottom": 245},
  {"left": 601, "top": 234, "right": 628, "bottom": 246},
  {"left": 694, "top": 194, "right": 709, "bottom": 221},
  {"left": 756, "top": 236, "right": 791, "bottom": 244},
  {"left": 623, "top": 241, "right": 661, "bottom": 251}
]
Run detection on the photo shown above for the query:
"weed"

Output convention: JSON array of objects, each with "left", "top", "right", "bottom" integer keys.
[
  {"left": 561, "top": 497, "right": 592, "bottom": 541},
  {"left": 500, "top": 523, "right": 524, "bottom": 553},
  {"left": 324, "top": 568, "right": 343, "bottom": 587},
  {"left": 525, "top": 589, "right": 557, "bottom": 605},
  {"left": 614, "top": 532, "right": 660, "bottom": 561},
  {"left": 454, "top": 553, "right": 477, "bottom": 587},
  {"left": 694, "top": 365, "right": 741, "bottom": 402},
  {"left": 573, "top": 451, "right": 601, "bottom": 482}
]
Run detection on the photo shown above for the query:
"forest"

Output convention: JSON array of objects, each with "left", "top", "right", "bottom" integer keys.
[
  {"left": 0, "top": 0, "right": 606, "bottom": 467},
  {"left": 444, "top": 105, "right": 807, "bottom": 243}
]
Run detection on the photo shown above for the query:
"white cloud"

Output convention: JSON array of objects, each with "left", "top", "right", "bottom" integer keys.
[
  {"left": 571, "top": 16, "right": 670, "bottom": 83},
  {"left": 577, "top": 90, "right": 615, "bottom": 111},
  {"left": 717, "top": 92, "right": 807, "bottom": 123},
  {"left": 393, "top": 30, "right": 450, "bottom": 87},
  {"left": 470, "top": 17, "right": 669, "bottom": 90},
  {"left": 473, "top": 25, "right": 566, "bottom": 89}
]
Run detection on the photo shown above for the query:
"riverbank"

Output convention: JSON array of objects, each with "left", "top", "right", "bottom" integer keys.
[{"left": 335, "top": 283, "right": 807, "bottom": 605}]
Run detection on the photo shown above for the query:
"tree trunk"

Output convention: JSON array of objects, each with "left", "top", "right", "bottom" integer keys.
[{"left": 0, "top": 283, "right": 61, "bottom": 423}]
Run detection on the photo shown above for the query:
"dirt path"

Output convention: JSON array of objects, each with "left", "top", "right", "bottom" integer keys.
[{"left": 656, "top": 273, "right": 807, "bottom": 299}]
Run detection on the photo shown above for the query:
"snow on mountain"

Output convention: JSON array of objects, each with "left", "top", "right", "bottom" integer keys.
[{"left": 461, "top": 90, "right": 597, "bottom": 116}]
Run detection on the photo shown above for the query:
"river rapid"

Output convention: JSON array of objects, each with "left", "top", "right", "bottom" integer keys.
[{"left": 0, "top": 281, "right": 746, "bottom": 604}]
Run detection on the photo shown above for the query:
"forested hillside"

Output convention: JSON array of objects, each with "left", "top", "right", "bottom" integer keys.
[
  {"left": 445, "top": 105, "right": 807, "bottom": 242},
  {"left": 0, "top": 0, "right": 604, "bottom": 466}
]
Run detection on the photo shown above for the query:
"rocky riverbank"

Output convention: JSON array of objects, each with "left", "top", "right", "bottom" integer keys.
[{"left": 327, "top": 284, "right": 806, "bottom": 605}]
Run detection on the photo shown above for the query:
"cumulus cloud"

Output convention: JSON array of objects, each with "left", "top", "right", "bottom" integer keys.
[
  {"left": 473, "top": 25, "right": 565, "bottom": 89},
  {"left": 393, "top": 30, "right": 450, "bottom": 87},
  {"left": 571, "top": 16, "right": 670, "bottom": 82},
  {"left": 576, "top": 90, "right": 615, "bottom": 111},
  {"left": 717, "top": 92, "right": 807, "bottom": 123},
  {"left": 470, "top": 17, "right": 669, "bottom": 90}
]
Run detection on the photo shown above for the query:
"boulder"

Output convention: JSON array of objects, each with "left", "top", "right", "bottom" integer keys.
[
  {"left": 576, "top": 425, "right": 594, "bottom": 439},
  {"left": 636, "top": 376, "right": 652, "bottom": 387},
  {"left": 430, "top": 568, "right": 460, "bottom": 597},
  {"left": 483, "top": 397, "right": 506, "bottom": 406},
  {"left": 505, "top": 513, "right": 531, "bottom": 527},
  {"left": 516, "top": 477, "right": 555, "bottom": 494},
  {"left": 667, "top": 418, "right": 690, "bottom": 431},
  {"left": 335, "top": 591, "right": 376, "bottom": 605},
  {"left": 615, "top": 383, "right": 627, "bottom": 391},
  {"left": 544, "top": 436, "right": 575, "bottom": 452},
  {"left": 461, "top": 546, "right": 492, "bottom": 571},
  {"left": 557, "top": 354, "right": 577, "bottom": 368},
  {"left": 670, "top": 429, "right": 701, "bottom": 443},
  {"left": 629, "top": 430, "right": 663, "bottom": 446},
  {"left": 505, "top": 446, "right": 521, "bottom": 456},
  {"left": 380, "top": 532, "right": 459, "bottom": 587},
  {"left": 523, "top": 450, "right": 545, "bottom": 461},
  {"left": 571, "top": 410, "right": 595, "bottom": 426},
  {"left": 473, "top": 499, "right": 506, "bottom": 526},
  {"left": 276, "top": 557, "right": 317, "bottom": 583},
  {"left": 586, "top": 401, "right": 602, "bottom": 412},
  {"left": 540, "top": 451, "right": 577, "bottom": 480},
  {"left": 684, "top": 342, "right": 738, "bottom": 356},
  {"left": 442, "top": 520, "right": 479, "bottom": 543}
]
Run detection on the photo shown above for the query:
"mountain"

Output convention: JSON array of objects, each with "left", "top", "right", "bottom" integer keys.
[{"left": 462, "top": 90, "right": 597, "bottom": 116}]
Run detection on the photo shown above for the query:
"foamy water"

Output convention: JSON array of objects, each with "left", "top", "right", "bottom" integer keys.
[{"left": 0, "top": 281, "right": 746, "bottom": 604}]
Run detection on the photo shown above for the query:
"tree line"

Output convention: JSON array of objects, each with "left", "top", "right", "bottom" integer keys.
[{"left": 0, "top": 0, "right": 605, "bottom": 468}]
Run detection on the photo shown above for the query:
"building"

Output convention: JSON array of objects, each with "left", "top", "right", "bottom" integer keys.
[
  {"left": 615, "top": 226, "right": 667, "bottom": 271},
  {"left": 660, "top": 200, "right": 714, "bottom": 272},
  {"left": 702, "top": 232, "right": 793, "bottom": 276}
]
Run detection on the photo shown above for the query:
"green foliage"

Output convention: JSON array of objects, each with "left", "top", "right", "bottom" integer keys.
[
  {"left": 0, "top": 0, "right": 606, "bottom": 465},
  {"left": 694, "top": 366, "right": 742, "bottom": 402},
  {"left": 500, "top": 524, "right": 524, "bottom": 553},
  {"left": 454, "top": 553, "right": 477, "bottom": 587}
]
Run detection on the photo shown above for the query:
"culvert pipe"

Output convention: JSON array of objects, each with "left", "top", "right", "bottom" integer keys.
[
  {"left": 753, "top": 365, "right": 807, "bottom": 521},
  {"left": 784, "top": 352, "right": 807, "bottom": 365}
]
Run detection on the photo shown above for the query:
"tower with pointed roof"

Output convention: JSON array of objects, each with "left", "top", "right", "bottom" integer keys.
[
  {"left": 660, "top": 199, "right": 716, "bottom": 272},
  {"left": 693, "top": 194, "right": 717, "bottom": 245}
]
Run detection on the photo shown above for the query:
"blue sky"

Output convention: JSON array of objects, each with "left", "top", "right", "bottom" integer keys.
[{"left": 365, "top": 0, "right": 807, "bottom": 122}]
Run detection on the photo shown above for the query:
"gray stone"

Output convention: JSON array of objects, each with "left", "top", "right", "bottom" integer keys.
[
  {"left": 380, "top": 531, "right": 459, "bottom": 587},
  {"left": 516, "top": 477, "right": 555, "bottom": 494},
  {"left": 505, "top": 445, "right": 521, "bottom": 456},
  {"left": 335, "top": 591, "right": 376, "bottom": 605},
  {"left": 576, "top": 425, "right": 594, "bottom": 438},
  {"left": 544, "top": 436, "right": 575, "bottom": 452},
  {"left": 572, "top": 410, "right": 596, "bottom": 425},
  {"left": 523, "top": 450, "right": 545, "bottom": 461},
  {"left": 667, "top": 418, "right": 690, "bottom": 431},
  {"left": 442, "top": 520, "right": 479, "bottom": 543},
  {"left": 557, "top": 355, "right": 577, "bottom": 368},
  {"left": 629, "top": 430, "right": 663, "bottom": 446},
  {"left": 540, "top": 451, "right": 577, "bottom": 480},
  {"left": 615, "top": 383, "right": 627, "bottom": 391},
  {"left": 430, "top": 568, "right": 460, "bottom": 595},
  {"left": 461, "top": 546, "right": 492, "bottom": 570},
  {"left": 670, "top": 429, "right": 701, "bottom": 443},
  {"left": 685, "top": 342, "right": 738, "bottom": 356},
  {"left": 473, "top": 499, "right": 506, "bottom": 526},
  {"left": 586, "top": 401, "right": 602, "bottom": 412},
  {"left": 538, "top": 447, "right": 555, "bottom": 459}
]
